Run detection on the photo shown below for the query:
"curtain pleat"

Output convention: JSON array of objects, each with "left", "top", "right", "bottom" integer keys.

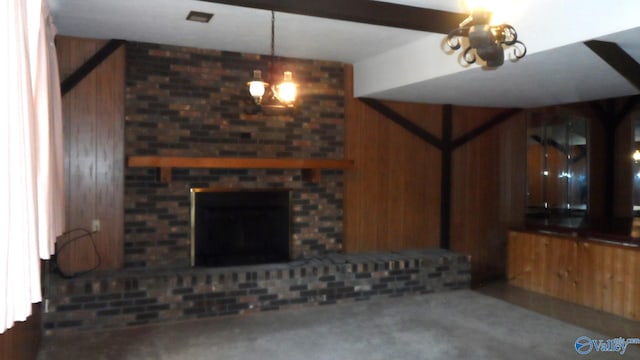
[
  {"left": 0, "top": 0, "right": 64, "bottom": 333},
  {"left": 35, "top": 3, "right": 64, "bottom": 258}
]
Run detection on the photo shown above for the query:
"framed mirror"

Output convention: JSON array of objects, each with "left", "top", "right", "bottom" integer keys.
[
  {"left": 633, "top": 118, "right": 640, "bottom": 215},
  {"left": 526, "top": 112, "right": 588, "bottom": 225}
]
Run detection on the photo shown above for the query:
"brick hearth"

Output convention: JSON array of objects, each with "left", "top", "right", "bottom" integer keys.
[{"left": 42, "top": 249, "right": 470, "bottom": 334}]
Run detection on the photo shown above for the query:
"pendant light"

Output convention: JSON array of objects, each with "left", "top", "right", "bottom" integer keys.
[{"left": 247, "top": 11, "right": 298, "bottom": 110}]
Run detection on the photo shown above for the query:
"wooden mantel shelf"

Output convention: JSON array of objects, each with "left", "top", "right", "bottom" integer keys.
[{"left": 127, "top": 156, "right": 354, "bottom": 183}]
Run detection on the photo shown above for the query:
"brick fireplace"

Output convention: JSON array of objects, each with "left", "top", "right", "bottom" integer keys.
[
  {"left": 124, "top": 42, "right": 345, "bottom": 269},
  {"left": 42, "top": 41, "right": 472, "bottom": 334}
]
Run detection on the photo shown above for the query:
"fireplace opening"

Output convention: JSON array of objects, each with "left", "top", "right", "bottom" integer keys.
[{"left": 191, "top": 189, "right": 291, "bottom": 267}]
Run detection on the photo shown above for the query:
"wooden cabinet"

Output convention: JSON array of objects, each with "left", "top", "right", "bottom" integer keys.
[{"left": 508, "top": 230, "right": 640, "bottom": 320}]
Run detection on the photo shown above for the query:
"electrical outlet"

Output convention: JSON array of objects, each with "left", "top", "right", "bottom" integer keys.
[{"left": 92, "top": 219, "right": 101, "bottom": 232}]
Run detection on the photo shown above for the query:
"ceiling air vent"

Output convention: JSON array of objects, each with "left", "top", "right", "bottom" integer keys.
[{"left": 186, "top": 11, "right": 213, "bottom": 23}]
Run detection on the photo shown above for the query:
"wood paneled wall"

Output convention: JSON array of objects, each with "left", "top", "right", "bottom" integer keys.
[
  {"left": 343, "top": 66, "right": 442, "bottom": 252},
  {"left": 508, "top": 230, "right": 640, "bottom": 320},
  {"left": 451, "top": 108, "right": 526, "bottom": 282},
  {"left": 614, "top": 114, "right": 634, "bottom": 217},
  {"left": 0, "top": 304, "right": 40, "bottom": 360},
  {"left": 586, "top": 104, "right": 635, "bottom": 218},
  {"left": 56, "top": 41, "right": 529, "bottom": 282},
  {"left": 344, "top": 65, "right": 526, "bottom": 282},
  {"left": 56, "top": 36, "right": 125, "bottom": 272}
]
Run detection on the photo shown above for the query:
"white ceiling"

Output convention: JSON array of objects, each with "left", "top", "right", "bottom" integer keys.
[{"left": 49, "top": 0, "right": 640, "bottom": 108}]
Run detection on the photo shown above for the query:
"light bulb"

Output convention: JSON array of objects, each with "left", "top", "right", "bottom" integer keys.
[
  {"left": 249, "top": 81, "right": 266, "bottom": 97},
  {"left": 463, "top": 0, "right": 520, "bottom": 25},
  {"left": 464, "top": 0, "right": 496, "bottom": 14},
  {"left": 633, "top": 149, "right": 640, "bottom": 163},
  {"left": 247, "top": 70, "right": 267, "bottom": 104},
  {"left": 275, "top": 71, "right": 297, "bottom": 105}
]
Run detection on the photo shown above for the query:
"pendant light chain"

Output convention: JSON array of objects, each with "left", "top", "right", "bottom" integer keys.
[{"left": 271, "top": 10, "right": 275, "bottom": 58}]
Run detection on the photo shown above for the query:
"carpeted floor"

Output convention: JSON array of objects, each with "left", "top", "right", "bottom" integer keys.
[{"left": 38, "top": 290, "right": 639, "bottom": 359}]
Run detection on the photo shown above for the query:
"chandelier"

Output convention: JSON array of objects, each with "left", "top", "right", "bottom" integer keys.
[
  {"left": 247, "top": 11, "right": 297, "bottom": 111},
  {"left": 446, "top": 8, "right": 526, "bottom": 68}
]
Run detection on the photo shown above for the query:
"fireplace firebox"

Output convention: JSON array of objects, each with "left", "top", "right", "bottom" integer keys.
[{"left": 191, "top": 189, "right": 291, "bottom": 267}]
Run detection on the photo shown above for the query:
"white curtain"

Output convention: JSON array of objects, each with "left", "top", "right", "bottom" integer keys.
[{"left": 0, "top": 0, "right": 64, "bottom": 333}]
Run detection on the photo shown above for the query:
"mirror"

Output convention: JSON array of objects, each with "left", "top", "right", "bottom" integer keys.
[
  {"left": 526, "top": 112, "right": 588, "bottom": 224},
  {"left": 633, "top": 118, "right": 640, "bottom": 214}
]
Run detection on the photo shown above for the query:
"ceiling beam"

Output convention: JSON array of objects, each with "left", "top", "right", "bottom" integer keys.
[
  {"left": 584, "top": 40, "right": 640, "bottom": 91},
  {"left": 197, "top": 0, "right": 468, "bottom": 34}
]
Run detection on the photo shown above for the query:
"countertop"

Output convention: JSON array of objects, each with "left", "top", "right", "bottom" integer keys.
[{"left": 513, "top": 217, "right": 640, "bottom": 248}]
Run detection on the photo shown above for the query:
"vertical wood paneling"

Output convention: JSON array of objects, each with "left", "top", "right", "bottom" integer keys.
[
  {"left": 345, "top": 75, "right": 526, "bottom": 283},
  {"left": 591, "top": 240, "right": 604, "bottom": 311},
  {"left": 601, "top": 244, "right": 614, "bottom": 312},
  {"left": 451, "top": 108, "right": 526, "bottom": 283},
  {"left": 622, "top": 250, "right": 640, "bottom": 318},
  {"left": 57, "top": 36, "right": 124, "bottom": 272},
  {"left": 0, "top": 304, "right": 40, "bottom": 360},
  {"left": 95, "top": 45, "right": 125, "bottom": 269},
  {"left": 577, "top": 242, "right": 594, "bottom": 308},
  {"left": 451, "top": 106, "right": 506, "bottom": 138},
  {"left": 631, "top": 252, "right": 640, "bottom": 318},
  {"left": 612, "top": 246, "right": 626, "bottom": 315},
  {"left": 509, "top": 231, "right": 640, "bottom": 320},
  {"left": 385, "top": 101, "right": 443, "bottom": 138},
  {"left": 59, "top": 38, "right": 99, "bottom": 273},
  {"left": 499, "top": 115, "right": 527, "bottom": 229},
  {"left": 560, "top": 239, "right": 577, "bottom": 302},
  {"left": 614, "top": 115, "right": 634, "bottom": 217},
  {"left": 344, "top": 65, "right": 441, "bottom": 253},
  {"left": 537, "top": 237, "right": 549, "bottom": 293}
]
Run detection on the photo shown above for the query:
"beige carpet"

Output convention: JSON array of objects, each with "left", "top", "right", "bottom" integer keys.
[{"left": 38, "top": 290, "right": 639, "bottom": 359}]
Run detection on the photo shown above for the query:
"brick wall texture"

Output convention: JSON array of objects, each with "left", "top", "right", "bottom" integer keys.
[
  {"left": 124, "top": 42, "right": 346, "bottom": 268},
  {"left": 43, "top": 249, "right": 472, "bottom": 334}
]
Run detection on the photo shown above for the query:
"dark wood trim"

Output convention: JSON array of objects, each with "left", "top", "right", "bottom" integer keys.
[
  {"left": 440, "top": 105, "right": 453, "bottom": 250},
  {"left": 589, "top": 99, "right": 625, "bottom": 130},
  {"left": 198, "top": 0, "right": 467, "bottom": 34},
  {"left": 587, "top": 96, "right": 640, "bottom": 217},
  {"left": 452, "top": 108, "right": 522, "bottom": 149},
  {"left": 360, "top": 100, "right": 520, "bottom": 250},
  {"left": 589, "top": 100, "right": 608, "bottom": 125},
  {"left": 584, "top": 40, "right": 640, "bottom": 91},
  {"left": 606, "top": 99, "right": 617, "bottom": 119},
  {"left": 359, "top": 98, "right": 443, "bottom": 150},
  {"left": 617, "top": 95, "right": 640, "bottom": 120},
  {"left": 61, "top": 40, "right": 126, "bottom": 96},
  {"left": 589, "top": 100, "right": 618, "bottom": 217}
]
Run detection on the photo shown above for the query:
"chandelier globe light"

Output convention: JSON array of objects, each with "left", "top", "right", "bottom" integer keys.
[{"left": 247, "top": 11, "right": 298, "bottom": 111}]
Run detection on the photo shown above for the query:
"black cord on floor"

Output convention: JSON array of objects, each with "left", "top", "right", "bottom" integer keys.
[{"left": 53, "top": 228, "right": 102, "bottom": 278}]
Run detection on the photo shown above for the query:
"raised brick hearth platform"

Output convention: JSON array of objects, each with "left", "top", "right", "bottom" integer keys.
[{"left": 42, "top": 249, "right": 470, "bottom": 334}]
